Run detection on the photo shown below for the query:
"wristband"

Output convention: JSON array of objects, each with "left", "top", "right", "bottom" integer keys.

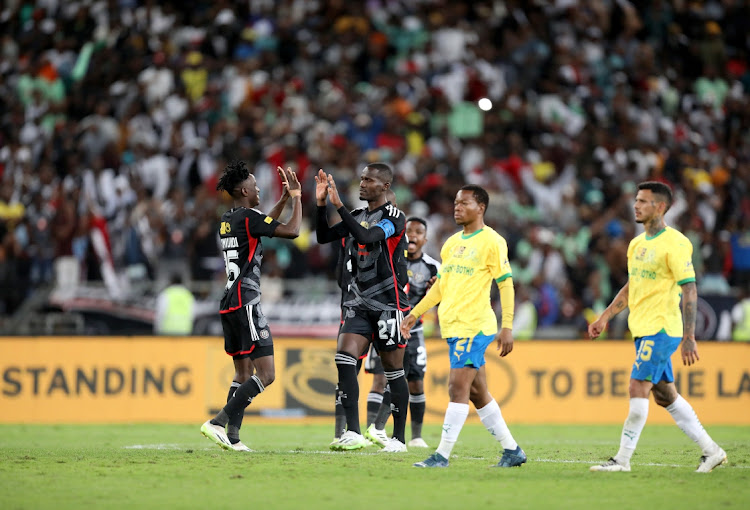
[{"left": 289, "top": 189, "right": 301, "bottom": 197}]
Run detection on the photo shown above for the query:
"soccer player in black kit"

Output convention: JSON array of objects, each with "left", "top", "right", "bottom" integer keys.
[
  {"left": 365, "top": 217, "right": 440, "bottom": 448},
  {"left": 201, "top": 162, "right": 302, "bottom": 451},
  {"left": 315, "top": 164, "right": 411, "bottom": 452}
]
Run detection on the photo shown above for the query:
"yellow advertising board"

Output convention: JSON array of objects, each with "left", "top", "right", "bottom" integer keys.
[{"left": 1, "top": 337, "right": 748, "bottom": 424}]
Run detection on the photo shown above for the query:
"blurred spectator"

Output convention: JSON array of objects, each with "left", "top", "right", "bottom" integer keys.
[
  {"left": 0, "top": 1, "right": 748, "bottom": 339},
  {"left": 154, "top": 274, "right": 195, "bottom": 335}
]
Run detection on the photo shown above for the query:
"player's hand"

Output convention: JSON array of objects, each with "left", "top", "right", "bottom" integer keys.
[
  {"left": 400, "top": 314, "right": 417, "bottom": 340},
  {"left": 277, "top": 166, "right": 291, "bottom": 199},
  {"left": 283, "top": 166, "right": 301, "bottom": 197},
  {"left": 681, "top": 335, "right": 700, "bottom": 366},
  {"left": 425, "top": 276, "right": 437, "bottom": 291},
  {"left": 588, "top": 317, "right": 607, "bottom": 339},
  {"left": 496, "top": 328, "right": 513, "bottom": 357},
  {"left": 314, "top": 169, "right": 328, "bottom": 205},
  {"left": 327, "top": 173, "right": 343, "bottom": 208}
]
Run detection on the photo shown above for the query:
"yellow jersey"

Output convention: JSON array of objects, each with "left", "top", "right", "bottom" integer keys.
[
  {"left": 627, "top": 226, "right": 696, "bottom": 338},
  {"left": 413, "top": 226, "right": 512, "bottom": 338}
]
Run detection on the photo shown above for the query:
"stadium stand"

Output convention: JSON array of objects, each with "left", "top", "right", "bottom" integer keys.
[{"left": 0, "top": 1, "right": 748, "bottom": 338}]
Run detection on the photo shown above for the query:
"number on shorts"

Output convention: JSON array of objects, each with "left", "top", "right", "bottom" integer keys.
[
  {"left": 377, "top": 318, "right": 397, "bottom": 340},
  {"left": 636, "top": 339, "right": 654, "bottom": 362},
  {"left": 455, "top": 337, "right": 474, "bottom": 353},
  {"left": 416, "top": 345, "right": 427, "bottom": 366}
]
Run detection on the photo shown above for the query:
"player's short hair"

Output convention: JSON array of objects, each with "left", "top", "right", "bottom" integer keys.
[
  {"left": 217, "top": 160, "right": 251, "bottom": 197},
  {"left": 366, "top": 162, "right": 393, "bottom": 184},
  {"left": 638, "top": 181, "right": 673, "bottom": 211},
  {"left": 460, "top": 184, "right": 489, "bottom": 213},
  {"left": 406, "top": 217, "right": 427, "bottom": 230}
]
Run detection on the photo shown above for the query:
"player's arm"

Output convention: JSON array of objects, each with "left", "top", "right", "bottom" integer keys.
[
  {"left": 680, "top": 281, "right": 699, "bottom": 366},
  {"left": 326, "top": 173, "right": 391, "bottom": 244},
  {"left": 400, "top": 277, "right": 442, "bottom": 339},
  {"left": 271, "top": 167, "right": 302, "bottom": 239},
  {"left": 588, "top": 281, "right": 629, "bottom": 339},
  {"left": 495, "top": 275, "right": 515, "bottom": 357},
  {"left": 267, "top": 166, "right": 291, "bottom": 220},
  {"left": 314, "top": 169, "right": 349, "bottom": 243},
  {"left": 670, "top": 238, "right": 699, "bottom": 365}
]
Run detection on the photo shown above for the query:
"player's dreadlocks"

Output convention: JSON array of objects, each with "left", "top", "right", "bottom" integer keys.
[{"left": 216, "top": 160, "right": 250, "bottom": 198}]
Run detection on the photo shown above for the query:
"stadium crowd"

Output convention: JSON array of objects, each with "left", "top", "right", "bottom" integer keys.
[{"left": 1, "top": 0, "right": 749, "bottom": 338}]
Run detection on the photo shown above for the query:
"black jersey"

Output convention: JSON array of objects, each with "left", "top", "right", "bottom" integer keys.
[
  {"left": 406, "top": 253, "right": 441, "bottom": 328},
  {"left": 335, "top": 236, "right": 354, "bottom": 308},
  {"left": 343, "top": 203, "right": 409, "bottom": 312},
  {"left": 218, "top": 207, "right": 280, "bottom": 313}
]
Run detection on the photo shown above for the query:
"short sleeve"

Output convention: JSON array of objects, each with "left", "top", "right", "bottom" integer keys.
[
  {"left": 245, "top": 208, "right": 280, "bottom": 238},
  {"left": 380, "top": 207, "right": 406, "bottom": 239},
  {"left": 669, "top": 236, "right": 696, "bottom": 285}
]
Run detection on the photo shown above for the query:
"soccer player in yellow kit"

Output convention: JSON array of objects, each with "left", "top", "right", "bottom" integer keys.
[
  {"left": 400, "top": 185, "right": 526, "bottom": 468},
  {"left": 589, "top": 181, "right": 727, "bottom": 473}
]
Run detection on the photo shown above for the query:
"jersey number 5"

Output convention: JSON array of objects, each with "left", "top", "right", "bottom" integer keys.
[{"left": 223, "top": 250, "right": 240, "bottom": 290}]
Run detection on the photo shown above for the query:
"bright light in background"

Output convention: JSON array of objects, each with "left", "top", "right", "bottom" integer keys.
[{"left": 478, "top": 97, "right": 492, "bottom": 111}]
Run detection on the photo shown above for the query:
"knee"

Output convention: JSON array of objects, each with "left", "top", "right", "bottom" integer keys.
[
  {"left": 448, "top": 382, "right": 469, "bottom": 402},
  {"left": 235, "top": 369, "right": 253, "bottom": 383},
  {"left": 652, "top": 389, "right": 677, "bottom": 408},
  {"left": 371, "top": 375, "right": 386, "bottom": 393},
  {"left": 469, "top": 384, "right": 481, "bottom": 401},
  {"left": 256, "top": 369, "right": 275, "bottom": 388},
  {"left": 409, "top": 380, "right": 423, "bottom": 395}
]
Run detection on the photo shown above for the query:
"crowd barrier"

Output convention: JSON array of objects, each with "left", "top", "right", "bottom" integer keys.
[{"left": 1, "top": 337, "right": 748, "bottom": 424}]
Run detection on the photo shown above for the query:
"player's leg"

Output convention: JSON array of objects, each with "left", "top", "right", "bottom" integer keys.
[
  {"left": 379, "top": 347, "right": 408, "bottom": 451},
  {"left": 361, "top": 343, "right": 390, "bottom": 447},
  {"left": 211, "top": 348, "right": 273, "bottom": 423},
  {"left": 376, "top": 309, "right": 410, "bottom": 451},
  {"left": 593, "top": 340, "right": 660, "bottom": 471},
  {"left": 331, "top": 313, "right": 372, "bottom": 450},
  {"left": 336, "top": 333, "right": 369, "bottom": 432},
  {"left": 371, "top": 375, "right": 390, "bottom": 429},
  {"left": 365, "top": 345, "right": 387, "bottom": 426},
  {"left": 590, "top": 376, "right": 651, "bottom": 472},
  {"left": 434, "top": 365, "right": 474, "bottom": 459},
  {"left": 406, "top": 330, "right": 428, "bottom": 447},
  {"left": 202, "top": 310, "right": 251, "bottom": 449},
  {"left": 332, "top": 321, "right": 347, "bottom": 442},
  {"left": 364, "top": 371, "right": 391, "bottom": 447},
  {"left": 202, "top": 306, "right": 275, "bottom": 450},
  {"left": 593, "top": 333, "right": 693, "bottom": 472},
  {"left": 653, "top": 381, "right": 727, "bottom": 472},
  {"left": 469, "top": 365, "right": 525, "bottom": 467},
  {"left": 227, "top": 357, "right": 254, "bottom": 447},
  {"left": 417, "top": 336, "right": 483, "bottom": 466}
]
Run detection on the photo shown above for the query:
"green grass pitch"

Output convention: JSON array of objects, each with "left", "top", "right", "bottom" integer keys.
[{"left": 1, "top": 423, "right": 748, "bottom": 509}]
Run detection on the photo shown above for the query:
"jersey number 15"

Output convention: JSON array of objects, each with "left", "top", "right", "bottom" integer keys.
[{"left": 223, "top": 250, "right": 239, "bottom": 289}]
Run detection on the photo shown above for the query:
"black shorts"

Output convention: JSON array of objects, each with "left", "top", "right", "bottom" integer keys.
[
  {"left": 221, "top": 302, "right": 274, "bottom": 360},
  {"left": 340, "top": 308, "right": 406, "bottom": 353},
  {"left": 404, "top": 328, "right": 427, "bottom": 381}
]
